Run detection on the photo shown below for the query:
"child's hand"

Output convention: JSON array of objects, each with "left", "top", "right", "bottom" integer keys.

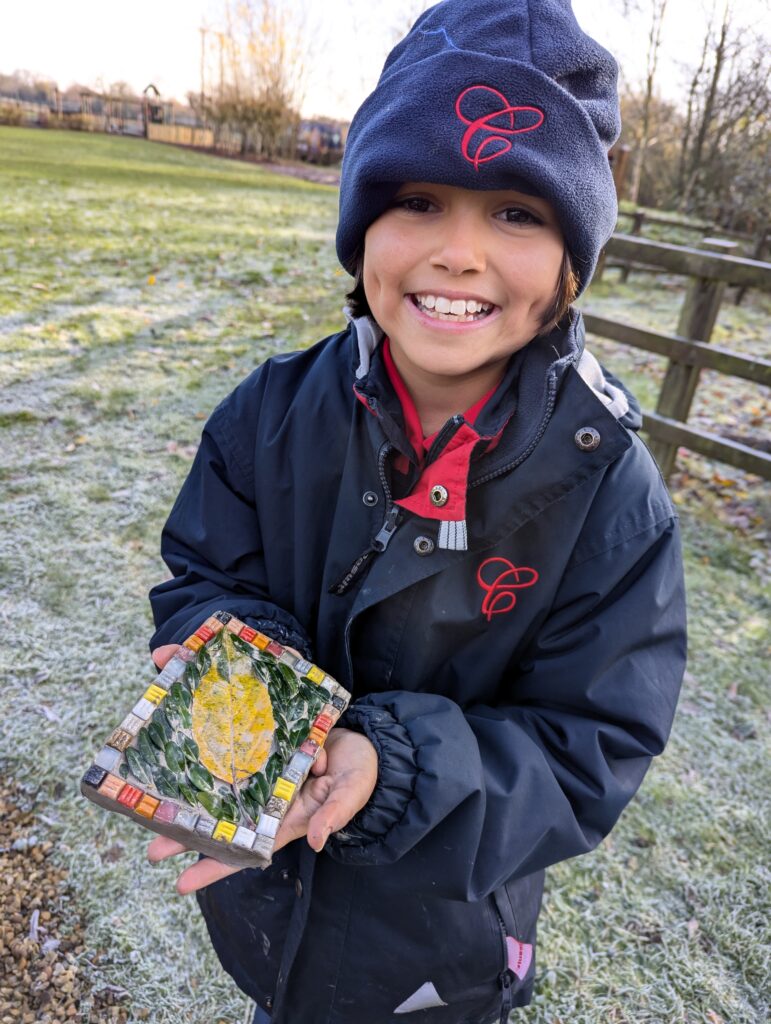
[
  {"left": 146, "top": 728, "right": 378, "bottom": 894},
  {"left": 151, "top": 644, "right": 181, "bottom": 669},
  {"left": 277, "top": 727, "right": 379, "bottom": 853}
]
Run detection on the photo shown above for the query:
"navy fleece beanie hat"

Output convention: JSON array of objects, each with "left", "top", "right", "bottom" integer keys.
[{"left": 336, "top": 0, "right": 621, "bottom": 292}]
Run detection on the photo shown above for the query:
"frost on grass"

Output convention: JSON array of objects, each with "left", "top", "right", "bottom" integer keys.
[{"left": 1, "top": 127, "right": 769, "bottom": 1024}]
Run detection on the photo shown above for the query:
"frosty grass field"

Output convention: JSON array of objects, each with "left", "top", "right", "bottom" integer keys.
[{"left": 0, "top": 127, "right": 768, "bottom": 1024}]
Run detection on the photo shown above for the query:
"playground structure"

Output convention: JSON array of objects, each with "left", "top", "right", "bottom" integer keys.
[{"left": 0, "top": 85, "right": 347, "bottom": 164}]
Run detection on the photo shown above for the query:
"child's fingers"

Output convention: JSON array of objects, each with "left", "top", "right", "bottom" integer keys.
[
  {"left": 306, "top": 790, "right": 361, "bottom": 853},
  {"left": 147, "top": 834, "right": 189, "bottom": 861},
  {"left": 310, "top": 749, "right": 328, "bottom": 775},
  {"left": 175, "top": 856, "right": 242, "bottom": 895},
  {"left": 151, "top": 643, "right": 181, "bottom": 669}
]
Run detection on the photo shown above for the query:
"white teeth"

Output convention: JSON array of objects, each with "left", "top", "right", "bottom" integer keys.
[{"left": 413, "top": 294, "right": 494, "bottom": 320}]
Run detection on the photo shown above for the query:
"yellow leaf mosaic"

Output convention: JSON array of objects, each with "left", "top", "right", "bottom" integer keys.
[{"left": 80, "top": 610, "right": 350, "bottom": 868}]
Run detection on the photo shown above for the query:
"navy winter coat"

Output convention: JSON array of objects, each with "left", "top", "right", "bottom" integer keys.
[{"left": 148, "top": 312, "right": 686, "bottom": 1024}]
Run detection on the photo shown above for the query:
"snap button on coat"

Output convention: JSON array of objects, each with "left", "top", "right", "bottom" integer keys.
[
  {"left": 429, "top": 485, "right": 449, "bottom": 507},
  {"left": 362, "top": 491, "right": 379, "bottom": 506},
  {"left": 574, "top": 426, "right": 601, "bottom": 451},
  {"left": 414, "top": 536, "right": 435, "bottom": 556}
]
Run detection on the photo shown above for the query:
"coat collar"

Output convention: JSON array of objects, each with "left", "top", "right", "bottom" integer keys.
[
  {"left": 346, "top": 309, "right": 635, "bottom": 549},
  {"left": 348, "top": 309, "right": 622, "bottom": 470},
  {"left": 345, "top": 363, "right": 635, "bottom": 624}
]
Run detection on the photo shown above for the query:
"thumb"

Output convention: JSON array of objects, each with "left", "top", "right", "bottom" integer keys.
[
  {"left": 306, "top": 795, "right": 356, "bottom": 853},
  {"left": 152, "top": 643, "right": 181, "bottom": 669}
]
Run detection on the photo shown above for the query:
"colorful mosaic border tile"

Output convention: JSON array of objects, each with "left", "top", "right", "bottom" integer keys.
[{"left": 80, "top": 611, "right": 350, "bottom": 868}]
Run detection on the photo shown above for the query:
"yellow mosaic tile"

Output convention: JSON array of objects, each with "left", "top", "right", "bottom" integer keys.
[
  {"left": 143, "top": 683, "right": 168, "bottom": 705},
  {"left": 273, "top": 778, "right": 296, "bottom": 802},
  {"left": 213, "top": 820, "right": 238, "bottom": 842},
  {"left": 306, "top": 665, "right": 325, "bottom": 684}
]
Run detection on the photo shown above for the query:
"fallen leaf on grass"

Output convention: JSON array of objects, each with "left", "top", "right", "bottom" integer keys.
[
  {"left": 731, "top": 721, "right": 758, "bottom": 741},
  {"left": 147, "top": 275, "right": 156, "bottom": 286},
  {"left": 31, "top": 282, "right": 49, "bottom": 291},
  {"left": 687, "top": 918, "right": 699, "bottom": 939},
  {"left": 166, "top": 440, "right": 199, "bottom": 459},
  {"left": 100, "top": 843, "right": 125, "bottom": 864},
  {"left": 678, "top": 700, "right": 702, "bottom": 716},
  {"left": 706, "top": 1012, "right": 724, "bottom": 1024}
]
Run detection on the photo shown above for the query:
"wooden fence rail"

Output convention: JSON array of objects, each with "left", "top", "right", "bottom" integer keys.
[
  {"left": 606, "top": 235, "right": 771, "bottom": 288},
  {"left": 585, "top": 234, "right": 771, "bottom": 481}
]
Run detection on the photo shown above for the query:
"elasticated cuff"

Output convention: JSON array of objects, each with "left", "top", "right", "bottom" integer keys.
[
  {"left": 243, "top": 616, "right": 313, "bottom": 661},
  {"left": 150, "top": 601, "right": 312, "bottom": 662},
  {"left": 330, "top": 703, "right": 418, "bottom": 849}
]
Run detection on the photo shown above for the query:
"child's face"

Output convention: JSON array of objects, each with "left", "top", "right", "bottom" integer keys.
[{"left": 363, "top": 182, "right": 565, "bottom": 387}]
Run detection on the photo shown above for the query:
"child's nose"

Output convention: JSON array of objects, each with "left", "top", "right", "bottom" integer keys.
[{"left": 429, "top": 214, "right": 487, "bottom": 276}]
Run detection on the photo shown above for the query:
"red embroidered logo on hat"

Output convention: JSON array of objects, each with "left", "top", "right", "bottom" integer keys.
[
  {"left": 455, "top": 86, "right": 544, "bottom": 171},
  {"left": 477, "top": 557, "right": 538, "bottom": 620}
]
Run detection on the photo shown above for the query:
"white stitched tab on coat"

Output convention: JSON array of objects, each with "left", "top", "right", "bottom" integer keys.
[{"left": 393, "top": 981, "right": 448, "bottom": 1014}]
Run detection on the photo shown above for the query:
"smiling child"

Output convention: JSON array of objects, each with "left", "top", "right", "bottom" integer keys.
[{"left": 146, "top": 3, "right": 687, "bottom": 1023}]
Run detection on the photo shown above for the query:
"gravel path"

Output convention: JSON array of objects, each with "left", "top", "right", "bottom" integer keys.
[{"left": 0, "top": 777, "right": 130, "bottom": 1023}]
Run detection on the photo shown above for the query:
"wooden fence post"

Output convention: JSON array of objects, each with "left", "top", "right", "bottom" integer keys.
[
  {"left": 648, "top": 237, "right": 738, "bottom": 478},
  {"left": 735, "top": 226, "right": 768, "bottom": 306},
  {"left": 620, "top": 211, "right": 646, "bottom": 283}
]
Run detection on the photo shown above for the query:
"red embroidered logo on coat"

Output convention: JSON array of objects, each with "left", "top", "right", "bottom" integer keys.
[
  {"left": 477, "top": 557, "right": 539, "bottom": 621},
  {"left": 455, "top": 85, "right": 544, "bottom": 170}
]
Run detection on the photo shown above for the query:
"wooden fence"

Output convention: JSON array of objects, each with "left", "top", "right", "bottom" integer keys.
[
  {"left": 585, "top": 234, "right": 771, "bottom": 481},
  {"left": 604, "top": 210, "right": 768, "bottom": 294},
  {"left": 147, "top": 123, "right": 215, "bottom": 148}
]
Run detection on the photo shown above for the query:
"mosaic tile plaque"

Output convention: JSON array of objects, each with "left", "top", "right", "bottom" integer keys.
[{"left": 80, "top": 612, "right": 350, "bottom": 868}]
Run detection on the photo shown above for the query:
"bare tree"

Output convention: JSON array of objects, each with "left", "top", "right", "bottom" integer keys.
[
  {"left": 677, "top": 5, "right": 714, "bottom": 196},
  {"left": 679, "top": 0, "right": 731, "bottom": 207},
  {"left": 201, "top": 0, "right": 308, "bottom": 159},
  {"left": 627, "top": 0, "right": 669, "bottom": 205}
]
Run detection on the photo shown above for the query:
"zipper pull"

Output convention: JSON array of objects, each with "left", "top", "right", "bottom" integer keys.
[
  {"left": 329, "top": 508, "right": 402, "bottom": 596},
  {"left": 372, "top": 506, "right": 401, "bottom": 552}
]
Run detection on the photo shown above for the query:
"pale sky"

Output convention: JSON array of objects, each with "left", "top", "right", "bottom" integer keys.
[{"left": 0, "top": 0, "right": 768, "bottom": 120}]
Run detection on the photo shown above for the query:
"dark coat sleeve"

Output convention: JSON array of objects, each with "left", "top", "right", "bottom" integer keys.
[
  {"left": 329, "top": 503, "right": 687, "bottom": 901},
  {"left": 147, "top": 398, "right": 312, "bottom": 658}
]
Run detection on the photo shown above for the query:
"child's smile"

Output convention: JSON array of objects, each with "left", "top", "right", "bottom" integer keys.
[
  {"left": 411, "top": 290, "right": 496, "bottom": 323},
  {"left": 363, "top": 182, "right": 565, "bottom": 417}
]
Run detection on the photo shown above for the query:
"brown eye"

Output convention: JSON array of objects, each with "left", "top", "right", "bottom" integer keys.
[
  {"left": 498, "top": 207, "right": 542, "bottom": 226},
  {"left": 395, "top": 197, "right": 434, "bottom": 213}
]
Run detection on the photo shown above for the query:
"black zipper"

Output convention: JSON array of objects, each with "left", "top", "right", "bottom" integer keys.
[
  {"left": 492, "top": 900, "right": 514, "bottom": 1016},
  {"left": 329, "top": 443, "right": 402, "bottom": 596},
  {"left": 424, "top": 413, "right": 464, "bottom": 466}
]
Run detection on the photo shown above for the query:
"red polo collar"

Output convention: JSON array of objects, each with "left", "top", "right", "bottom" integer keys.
[{"left": 382, "top": 337, "right": 504, "bottom": 523}]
